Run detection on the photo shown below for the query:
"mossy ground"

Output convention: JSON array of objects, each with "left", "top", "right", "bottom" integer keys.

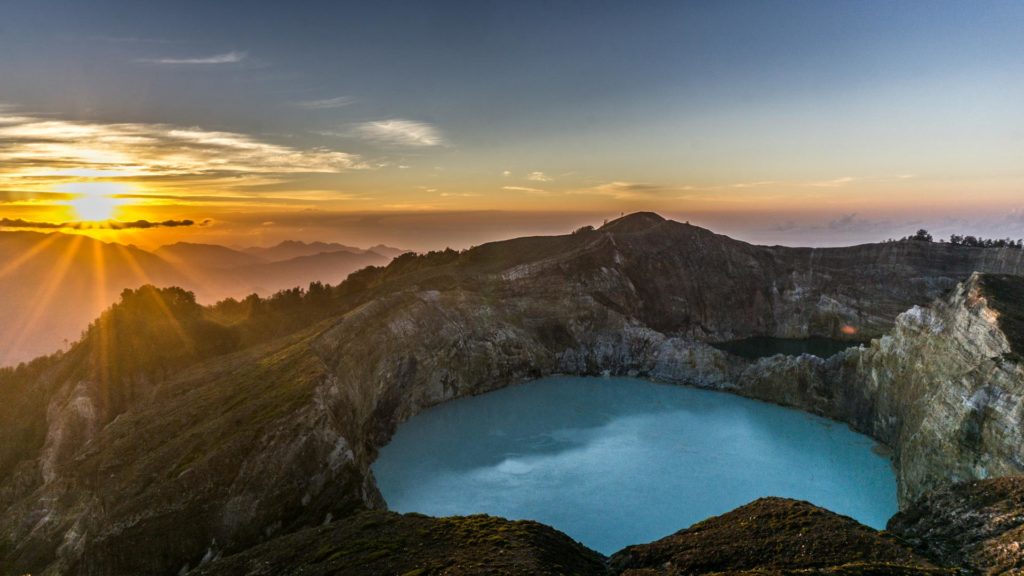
[
  {"left": 189, "top": 510, "right": 607, "bottom": 576},
  {"left": 611, "top": 498, "right": 954, "bottom": 576}
]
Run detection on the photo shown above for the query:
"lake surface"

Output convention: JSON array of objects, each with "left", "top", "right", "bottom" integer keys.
[
  {"left": 711, "top": 336, "right": 866, "bottom": 359},
  {"left": 373, "top": 376, "right": 897, "bottom": 555}
]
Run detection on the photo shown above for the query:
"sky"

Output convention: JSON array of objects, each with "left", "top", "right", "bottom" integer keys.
[{"left": 2, "top": 0, "right": 1024, "bottom": 249}]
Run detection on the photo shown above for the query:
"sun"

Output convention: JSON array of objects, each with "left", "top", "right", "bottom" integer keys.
[
  {"left": 70, "top": 194, "right": 119, "bottom": 221},
  {"left": 61, "top": 182, "right": 128, "bottom": 222}
]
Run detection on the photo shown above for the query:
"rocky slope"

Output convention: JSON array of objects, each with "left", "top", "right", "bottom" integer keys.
[
  {"left": 610, "top": 497, "right": 949, "bottom": 575},
  {"left": 888, "top": 476, "right": 1024, "bottom": 575},
  {"left": 4, "top": 213, "right": 1024, "bottom": 575}
]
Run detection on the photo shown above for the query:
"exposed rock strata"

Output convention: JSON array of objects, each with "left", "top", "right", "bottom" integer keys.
[
  {"left": 888, "top": 476, "right": 1024, "bottom": 575},
  {"left": 3, "top": 213, "right": 1024, "bottom": 575}
]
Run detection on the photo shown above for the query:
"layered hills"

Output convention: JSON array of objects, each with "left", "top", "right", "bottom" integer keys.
[
  {"left": 0, "top": 233, "right": 400, "bottom": 366},
  {"left": 3, "top": 213, "right": 1024, "bottom": 574}
]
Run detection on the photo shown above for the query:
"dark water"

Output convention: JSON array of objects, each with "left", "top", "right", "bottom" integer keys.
[
  {"left": 373, "top": 376, "right": 897, "bottom": 555},
  {"left": 711, "top": 336, "right": 866, "bottom": 359}
]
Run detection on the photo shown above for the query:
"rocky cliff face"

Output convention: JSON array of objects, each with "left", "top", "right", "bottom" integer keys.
[
  {"left": 711, "top": 272, "right": 1024, "bottom": 504},
  {"left": 3, "top": 213, "right": 1024, "bottom": 575},
  {"left": 838, "top": 273, "right": 1024, "bottom": 503},
  {"left": 888, "top": 476, "right": 1024, "bottom": 575}
]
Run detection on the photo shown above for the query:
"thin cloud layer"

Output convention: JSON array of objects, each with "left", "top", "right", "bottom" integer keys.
[
  {"left": 294, "top": 96, "right": 355, "bottom": 110},
  {"left": 0, "top": 218, "right": 202, "bottom": 229},
  {"left": 809, "top": 176, "right": 856, "bottom": 188},
  {"left": 137, "top": 51, "right": 247, "bottom": 65},
  {"left": 0, "top": 113, "right": 362, "bottom": 190},
  {"left": 0, "top": 190, "right": 74, "bottom": 203},
  {"left": 356, "top": 119, "right": 444, "bottom": 147},
  {"left": 582, "top": 181, "right": 670, "bottom": 199},
  {"left": 502, "top": 185, "right": 547, "bottom": 195}
]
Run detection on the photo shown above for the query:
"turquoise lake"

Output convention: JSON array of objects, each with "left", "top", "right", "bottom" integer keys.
[{"left": 372, "top": 376, "right": 897, "bottom": 555}]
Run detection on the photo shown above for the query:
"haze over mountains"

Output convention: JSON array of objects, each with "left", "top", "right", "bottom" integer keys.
[{"left": 0, "top": 232, "right": 405, "bottom": 366}]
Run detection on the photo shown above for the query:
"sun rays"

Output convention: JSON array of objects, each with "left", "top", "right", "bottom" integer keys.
[
  {"left": 0, "top": 234, "right": 84, "bottom": 364},
  {"left": 109, "top": 240, "right": 194, "bottom": 351},
  {"left": 0, "top": 228, "right": 196, "bottom": 368}
]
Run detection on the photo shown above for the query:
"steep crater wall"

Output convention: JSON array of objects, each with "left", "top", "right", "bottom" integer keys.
[{"left": 328, "top": 272, "right": 1024, "bottom": 512}]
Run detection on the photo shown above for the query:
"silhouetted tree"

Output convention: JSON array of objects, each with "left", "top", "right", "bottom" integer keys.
[{"left": 910, "top": 229, "right": 933, "bottom": 242}]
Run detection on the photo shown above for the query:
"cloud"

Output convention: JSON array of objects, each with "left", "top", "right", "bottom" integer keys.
[
  {"left": 0, "top": 113, "right": 362, "bottom": 191},
  {"left": 825, "top": 213, "right": 890, "bottom": 232},
  {"left": 92, "top": 36, "right": 185, "bottom": 45},
  {"left": 502, "top": 185, "right": 547, "bottom": 195},
  {"left": 0, "top": 218, "right": 203, "bottom": 230},
  {"left": 356, "top": 119, "right": 444, "bottom": 147},
  {"left": 379, "top": 203, "right": 439, "bottom": 211},
  {"left": 294, "top": 96, "right": 355, "bottom": 110},
  {"left": 105, "top": 191, "right": 363, "bottom": 206},
  {"left": 808, "top": 176, "right": 856, "bottom": 188},
  {"left": 579, "top": 181, "right": 669, "bottom": 199},
  {"left": 527, "top": 171, "right": 552, "bottom": 182},
  {"left": 827, "top": 213, "right": 859, "bottom": 230},
  {"left": 1004, "top": 209, "right": 1024, "bottom": 224},
  {"left": 0, "top": 190, "right": 74, "bottom": 203},
  {"left": 731, "top": 180, "right": 777, "bottom": 189},
  {"left": 137, "top": 51, "right": 247, "bottom": 65}
]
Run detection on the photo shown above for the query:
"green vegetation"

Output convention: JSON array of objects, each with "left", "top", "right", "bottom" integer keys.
[
  {"left": 612, "top": 498, "right": 951, "bottom": 575},
  {"left": 85, "top": 285, "right": 238, "bottom": 380},
  {"left": 0, "top": 349, "right": 68, "bottom": 484},
  {"left": 947, "top": 234, "right": 1024, "bottom": 249},
  {"left": 900, "top": 228, "right": 1024, "bottom": 249},
  {"left": 190, "top": 511, "right": 608, "bottom": 576}
]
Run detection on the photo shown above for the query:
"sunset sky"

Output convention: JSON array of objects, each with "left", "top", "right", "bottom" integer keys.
[{"left": 2, "top": 0, "right": 1024, "bottom": 249}]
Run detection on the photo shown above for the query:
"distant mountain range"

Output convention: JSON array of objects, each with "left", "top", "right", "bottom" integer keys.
[
  {"left": 240, "top": 240, "right": 407, "bottom": 262},
  {"left": 0, "top": 233, "right": 407, "bottom": 365}
]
